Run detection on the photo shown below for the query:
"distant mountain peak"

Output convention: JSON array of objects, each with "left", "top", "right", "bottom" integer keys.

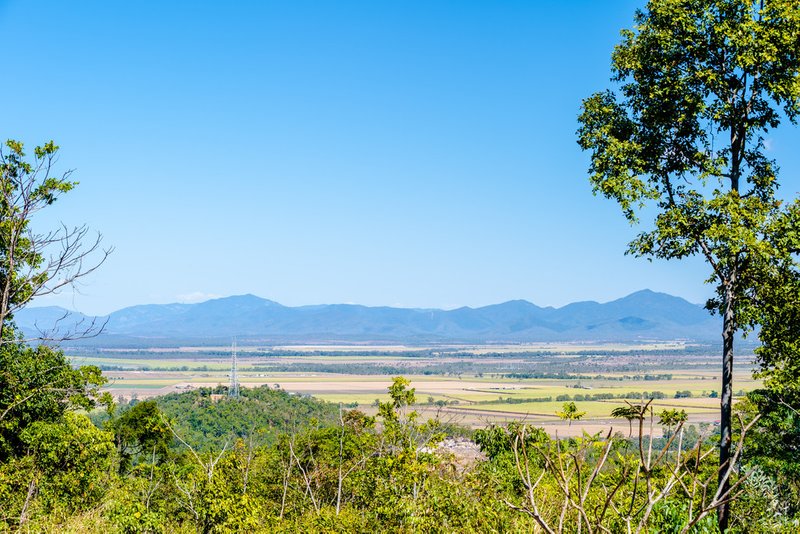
[
  {"left": 202, "top": 294, "right": 283, "bottom": 306},
  {"left": 617, "top": 289, "right": 686, "bottom": 301},
  {"left": 496, "top": 299, "right": 538, "bottom": 307}
]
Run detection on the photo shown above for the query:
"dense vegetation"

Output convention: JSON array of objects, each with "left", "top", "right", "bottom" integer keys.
[{"left": 2, "top": 360, "right": 799, "bottom": 532}]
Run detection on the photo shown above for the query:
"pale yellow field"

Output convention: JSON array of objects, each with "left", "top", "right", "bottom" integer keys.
[{"left": 77, "top": 345, "right": 757, "bottom": 436}]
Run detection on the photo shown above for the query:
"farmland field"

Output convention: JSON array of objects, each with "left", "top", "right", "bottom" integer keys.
[{"left": 69, "top": 342, "right": 758, "bottom": 436}]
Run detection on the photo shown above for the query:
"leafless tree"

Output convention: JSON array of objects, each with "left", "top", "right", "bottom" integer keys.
[{"left": 506, "top": 413, "right": 761, "bottom": 533}]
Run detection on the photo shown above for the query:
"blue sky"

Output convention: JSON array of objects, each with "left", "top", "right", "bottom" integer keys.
[{"left": 3, "top": 1, "right": 800, "bottom": 315}]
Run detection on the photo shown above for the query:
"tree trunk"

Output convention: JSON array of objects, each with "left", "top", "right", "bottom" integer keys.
[
  {"left": 718, "top": 284, "right": 735, "bottom": 532},
  {"left": 718, "top": 92, "right": 742, "bottom": 532}
]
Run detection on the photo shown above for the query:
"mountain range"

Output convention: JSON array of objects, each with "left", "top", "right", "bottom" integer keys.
[{"left": 14, "top": 290, "right": 721, "bottom": 347}]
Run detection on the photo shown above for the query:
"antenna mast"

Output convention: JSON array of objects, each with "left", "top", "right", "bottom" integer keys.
[{"left": 229, "top": 340, "right": 240, "bottom": 398}]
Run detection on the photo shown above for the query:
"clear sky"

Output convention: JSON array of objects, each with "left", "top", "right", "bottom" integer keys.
[{"left": 3, "top": 1, "right": 800, "bottom": 315}]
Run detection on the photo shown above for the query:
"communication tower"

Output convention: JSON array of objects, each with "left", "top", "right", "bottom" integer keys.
[{"left": 229, "top": 340, "right": 240, "bottom": 398}]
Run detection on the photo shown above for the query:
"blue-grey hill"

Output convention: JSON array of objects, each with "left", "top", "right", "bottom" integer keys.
[{"left": 16, "top": 290, "right": 719, "bottom": 347}]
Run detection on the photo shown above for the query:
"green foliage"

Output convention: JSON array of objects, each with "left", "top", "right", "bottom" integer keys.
[
  {"left": 737, "top": 391, "right": 800, "bottom": 517},
  {"left": 555, "top": 401, "right": 586, "bottom": 426},
  {"left": 0, "top": 340, "right": 109, "bottom": 460},
  {"left": 474, "top": 423, "right": 550, "bottom": 498},
  {"left": 611, "top": 405, "right": 639, "bottom": 419},
  {"left": 752, "top": 268, "right": 800, "bottom": 401},
  {"left": 110, "top": 399, "right": 172, "bottom": 471},
  {"left": 155, "top": 384, "right": 340, "bottom": 451},
  {"left": 650, "top": 501, "right": 719, "bottom": 533},
  {"left": 105, "top": 462, "right": 171, "bottom": 534},
  {"left": 612, "top": 403, "right": 648, "bottom": 437},
  {"left": 659, "top": 408, "right": 688, "bottom": 440},
  {"left": 21, "top": 412, "right": 115, "bottom": 507},
  {"left": 357, "top": 377, "right": 447, "bottom": 528},
  {"left": 0, "top": 412, "right": 115, "bottom": 529},
  {"left": 658, "top": 408, "right": 688, "bottom": 425}
]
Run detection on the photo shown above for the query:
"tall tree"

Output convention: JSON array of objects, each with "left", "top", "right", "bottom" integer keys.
[
  {"left": 0, "top": 140, "right": 111, "bottom": 341},
  {"left": 0, "top": 140, "right": 112, "bottom": 455},
  {"left": 577, "top": 1, "right": 800, "bottom": 530}
]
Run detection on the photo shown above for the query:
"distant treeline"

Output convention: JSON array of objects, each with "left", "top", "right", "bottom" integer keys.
[
  {"left": 95, "top": 362, "right": 680, "bottom": 381},
  {"left": 473, "top": 390, "right": 670, "bottom": 405},
  {"left": 506, "top": 372, "right": 673, "bottom": 381}
]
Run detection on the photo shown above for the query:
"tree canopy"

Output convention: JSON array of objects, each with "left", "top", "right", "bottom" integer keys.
[{"left": 577, "top": 1, "right": 800, "bottom": 528}]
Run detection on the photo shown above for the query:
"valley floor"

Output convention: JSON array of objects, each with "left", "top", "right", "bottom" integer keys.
[{"left": 70, "top": 342, "right": 757, "bottom": 437}]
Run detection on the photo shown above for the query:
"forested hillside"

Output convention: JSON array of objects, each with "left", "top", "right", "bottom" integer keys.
[{"left": 154, "top": 386, "right": 340, "bottom": 451}]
